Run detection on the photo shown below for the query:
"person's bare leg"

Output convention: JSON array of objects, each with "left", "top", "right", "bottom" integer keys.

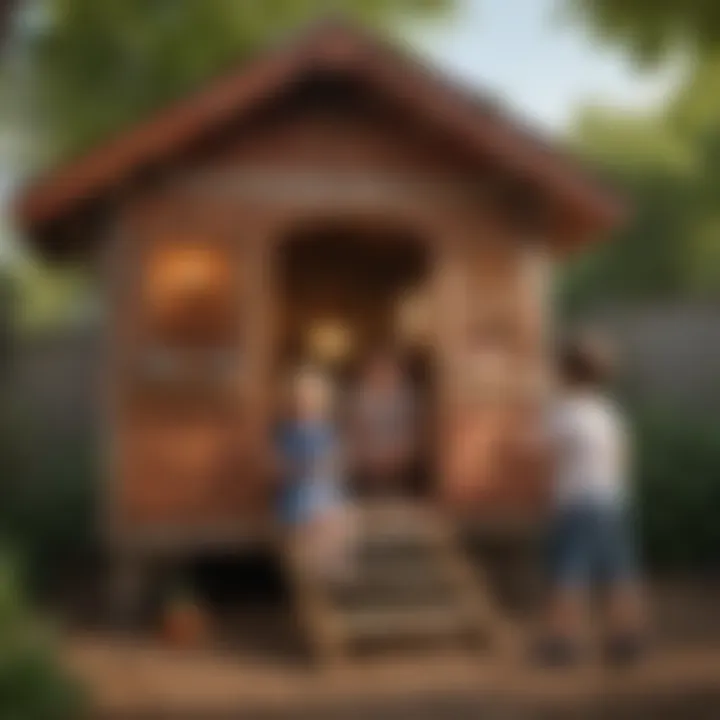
[
  {"left": 546, "top": 586, "right": 587, "bottom": 643},
  {"left": 316, "top": 507, "right": 357, "bottom": 584},
  {"left": 533, "top": 584, "right": 588, "bottom": 665},
  {"left": 607, "top": 583, "right": 644, "bottom": 633},
  {"left": 601, "top": 582, "right": 646, "bottom": 664},
  {"left": 293, "top": 525, "right": 316, "bottom": 577}
]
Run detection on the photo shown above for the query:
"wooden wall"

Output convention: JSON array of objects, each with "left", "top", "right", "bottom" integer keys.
[{"left": 103, "top": 78, "right": 553, "bottom": 548}]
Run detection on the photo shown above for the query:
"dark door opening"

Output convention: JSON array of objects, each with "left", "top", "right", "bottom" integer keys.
[{"left": 275, "top": 224, "right": 436, "bottom": 497}]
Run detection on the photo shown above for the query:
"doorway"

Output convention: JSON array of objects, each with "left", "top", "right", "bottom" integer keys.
[{"left": 274, "top": 223, "right": 436, "bottom": 496}]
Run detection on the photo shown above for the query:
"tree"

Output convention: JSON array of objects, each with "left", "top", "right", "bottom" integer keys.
[
  {"left": 560, "top": 0, "right": 720, "bottom": 309},
  {"left": 2, "top": 0, "right": 451, "bottom": 332},
  {"left": 0, "top": 0, "right": 21, "bottom": 48},
  {"left": 564, "top": 0, "right": 720, "bottom": 64},
  {"left": 7, "top": 0, "right": 451, "bottom": 167},
  {"left": 561, "top": 56, "right": 720, "bottom": 314}
]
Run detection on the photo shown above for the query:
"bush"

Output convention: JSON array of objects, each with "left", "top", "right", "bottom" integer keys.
[
  {"left": 0, "top": 392, "right": 98, "bottom": 597},
  {"left": 0, "top": 320, "right": 99, "bottom": 597},
  {"left": 0, "top": 555, "right": 86, "bottom": 720},
  {"left": 631, "top": 406, "right": 720, "bottom": 571}
]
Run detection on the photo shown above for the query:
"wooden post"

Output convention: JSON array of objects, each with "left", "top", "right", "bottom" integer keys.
[
  {"left": 106, "top": 552, "right": 150, "bottom": 628},
  {"left": 432, "top": 234, "right": 469, "bottom": 501},
  {"left": 243, "top": 224, "right": 276, "bottom": 509},
  {"left": 517, "top": 239, "right": 553, "bottom": 397}
]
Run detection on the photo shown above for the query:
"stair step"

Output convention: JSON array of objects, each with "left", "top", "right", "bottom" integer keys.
[
  {"left": 355, "top": 502, "right": 442, "bottom": 533},
  {"left": 353, "top": 536, "right": 440, "bottom": 557},
  {"left": 341, "top": 606, "right": 471, "bottom": 641},
  {"left": 341, "top": 559, "right": 450, "bottom": 584},
  {"left": 331, "top": 581, "right": 457, "bottom": 609},
  {"left": 335, "top": 557, "right": 451, "bottom": 591},
  {"left": 354, "top": 499, "right": 433, "bottom": 519},
  {"left": 355, "top": 540, "right": 444, "bottom": 564},
  {"left": 354, "top": 517, "right": 444, "bottom": 538},
  {"left": 285, "top": 500, "right": 514, "bottom": 664},
  {"left": 352, "top": 502, "right": 453, "bottom": 558}
]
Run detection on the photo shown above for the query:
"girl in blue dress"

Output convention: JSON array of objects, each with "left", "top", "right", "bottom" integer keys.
[{"left": 275, "top": 368, "right": 353, "bottom": 581}]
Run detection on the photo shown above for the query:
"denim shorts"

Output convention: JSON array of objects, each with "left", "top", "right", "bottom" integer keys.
[
  {"left": 548, "top": 500, "right": 639, "bottom": 589},
  {"left": 278, "top": 480, "right": 344, "bottom": 527}
]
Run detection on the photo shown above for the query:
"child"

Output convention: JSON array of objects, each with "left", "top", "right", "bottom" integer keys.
[
  {"left": 538, "top": 332, "right": 645, "bottom": 666},
  {"left": 348, "top": 351, "right": 417, "bottom": 496},
  {"left": 276, "top": 367, "right": 353, "bottom": 582}
]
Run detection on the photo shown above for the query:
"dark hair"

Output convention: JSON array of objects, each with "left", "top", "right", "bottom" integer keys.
[{"left": 559, "top": 332, "right": 615, "bottom": 387}]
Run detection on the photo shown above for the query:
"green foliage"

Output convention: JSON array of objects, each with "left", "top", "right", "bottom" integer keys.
[
  {"left": 562, "top": 57, "right": 720, "bottom": 314},
  {"left": 564, "top": 0, "right": 720, "bottom": 64},
  {"left": 562, "top": 2, "right": 720, "bottom": 313},
  {"left": 669, "top": 55, "right": 720, "bottom": 133},
  {"left": 12, "top": 261, "right": 94, "bottom": 334},
  {"left": 11, "top": 0, "right": 451, "bottom": 164},
  {"left": 631, "top": 407, "right": 720, "bottom": 571},
  {"left": 0, "top": 360, "right": 98, "bottom": 595},
  {"left": 0, "top": 555, "right": 86, "bottom": 720}
]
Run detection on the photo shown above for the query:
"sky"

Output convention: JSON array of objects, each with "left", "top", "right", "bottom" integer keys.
[{"left": 407, "top": 0, "right": 679, "bottom": 133}]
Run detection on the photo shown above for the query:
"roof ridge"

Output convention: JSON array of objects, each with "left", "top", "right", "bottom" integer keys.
[{"left": 14, "top": 16, "right": 624, "bottom": 246}]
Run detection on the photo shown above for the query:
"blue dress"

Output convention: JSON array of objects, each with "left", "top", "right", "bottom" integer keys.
[{"left": 275, "top": 421, "right": 344, "bottom": 526}]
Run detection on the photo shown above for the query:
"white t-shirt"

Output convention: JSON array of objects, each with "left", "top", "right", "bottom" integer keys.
[{"left": 549, "top": 391, "right": 629, "bottom": 507}]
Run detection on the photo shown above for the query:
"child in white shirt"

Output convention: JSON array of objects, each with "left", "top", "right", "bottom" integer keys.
[{"left": 539, "top": 332, "right": 645, "bottom": 666}]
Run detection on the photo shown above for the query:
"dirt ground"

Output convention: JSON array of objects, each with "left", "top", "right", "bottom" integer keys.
[
  {"left": 60, "top": 577, "right": 720, "bottom": 719},
  {"left": 67, "top": 639, "right": 720, "bottom": 719}
]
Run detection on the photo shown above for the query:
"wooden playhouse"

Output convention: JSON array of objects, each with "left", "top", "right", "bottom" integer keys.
[{"left": 15, "top": 19, "right": 621, "bottom": 657}]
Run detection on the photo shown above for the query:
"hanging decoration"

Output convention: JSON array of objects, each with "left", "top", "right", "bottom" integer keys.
[
  {"left": 144, "top": 241, "right": 235, "bottom": 343},
  {"left": 306, "top": 320, "right": 354, "bottom": 365}
]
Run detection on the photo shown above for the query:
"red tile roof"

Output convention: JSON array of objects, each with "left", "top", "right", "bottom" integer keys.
[{"left": 14, "top": 18, "right": 625, "bottom": 249}]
